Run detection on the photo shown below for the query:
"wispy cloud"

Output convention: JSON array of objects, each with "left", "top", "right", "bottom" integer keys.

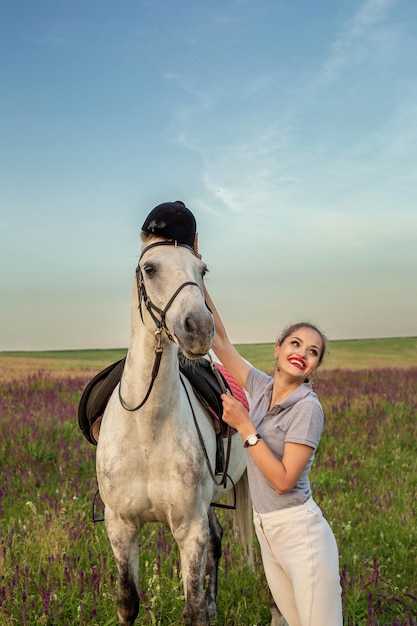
[
  {"left": 163, "top": 72, "right": 215, "bottom": 108},
  {"left": 320, "top": 0, "right": 397, "bottom": 82},
  {"left": 165, "top": 0, "right": 415, "bottom": 252},
  {"left": 183, "top": 121, "right": 295, "bottom": 217}
]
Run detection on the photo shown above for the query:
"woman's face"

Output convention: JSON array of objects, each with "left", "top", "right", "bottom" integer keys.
[{"left": 274, "top": 326, "right": 323, "bottom": 381}]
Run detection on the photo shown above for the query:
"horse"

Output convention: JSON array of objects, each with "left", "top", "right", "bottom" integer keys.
[{"left": 96, "top": 237, "right": 257, "bottom": 626}]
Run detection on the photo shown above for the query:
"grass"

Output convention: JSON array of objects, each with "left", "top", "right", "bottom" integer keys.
[
  {"left": 1, "top": 344, "right": 417, "bottom": 625},
  {"left": 0, "top": 349, "right": 128, "bottom": 379},
  {"left": 1, "top": 336, "right": 416, "bottom": 379},
  {"left": 235, "top": 336, "right": 417, "bottom": 373}
]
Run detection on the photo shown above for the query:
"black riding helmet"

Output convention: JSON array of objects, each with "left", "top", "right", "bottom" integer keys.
[{"left": 141, "top": 201, "right": 197, "bottom": 248}]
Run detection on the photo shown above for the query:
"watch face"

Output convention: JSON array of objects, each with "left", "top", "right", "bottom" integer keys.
[{"left": 244, "top": 433, "right": 260, "bottom": 447}]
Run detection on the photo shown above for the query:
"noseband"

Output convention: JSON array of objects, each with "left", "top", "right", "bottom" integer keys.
[{"left": 118, "top": 241, "right": 201, "bottom": 412}]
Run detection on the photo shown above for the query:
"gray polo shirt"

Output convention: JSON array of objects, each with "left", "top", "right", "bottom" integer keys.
[{"left": 246, "top": 367, "right": 324, "bottom": 513}]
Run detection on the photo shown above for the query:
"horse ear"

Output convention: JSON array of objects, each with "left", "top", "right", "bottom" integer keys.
[{"left": 193, "top": 234, "right": 202, "bottom": 259}]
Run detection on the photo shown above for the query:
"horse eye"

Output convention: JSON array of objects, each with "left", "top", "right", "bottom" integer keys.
[{"left": 143, "top": 264, "right": 155, "bottom": 277}]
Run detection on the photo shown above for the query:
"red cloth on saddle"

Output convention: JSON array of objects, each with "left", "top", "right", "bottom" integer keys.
[{"left": 216, "top": 364, "right": 249, "bottom": 410}]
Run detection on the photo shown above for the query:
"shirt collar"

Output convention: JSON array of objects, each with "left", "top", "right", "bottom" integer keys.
[{"left": 271, "top": 380, "right": 313, "bottom": 411}]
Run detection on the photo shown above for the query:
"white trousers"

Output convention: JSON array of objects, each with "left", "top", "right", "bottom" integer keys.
[{"left": 253, "top": 498, "right": 343, "bottom": 626}]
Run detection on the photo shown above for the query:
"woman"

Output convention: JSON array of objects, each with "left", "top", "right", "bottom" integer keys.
[{"left": 202, "top": 284, "right": 343, "bottom": 626}]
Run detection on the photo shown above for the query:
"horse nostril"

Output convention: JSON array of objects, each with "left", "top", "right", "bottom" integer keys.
[{"left": 185, "top": 316, "right": 198, "bottom": 334}]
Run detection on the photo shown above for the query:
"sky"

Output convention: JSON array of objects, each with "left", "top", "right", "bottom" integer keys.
[{"left": 1, "top": 0, "right": 417, "bottom": 351}]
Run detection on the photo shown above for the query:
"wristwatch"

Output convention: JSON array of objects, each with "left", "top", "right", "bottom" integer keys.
[{"left": 244, "top": 433, "right": 261, "bottom": 448}]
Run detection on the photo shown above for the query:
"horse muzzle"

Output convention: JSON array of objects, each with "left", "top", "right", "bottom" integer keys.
[{"left": 172, "top": 309, "right": 214, "bottom": 359}]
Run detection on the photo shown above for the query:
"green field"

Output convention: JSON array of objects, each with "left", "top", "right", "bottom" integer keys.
[
  {"left": 236, "top": 336, "right": 417, "bottom": 372},
  {"left": 1, "top": 364, "right": 416, "bottom": 624},
  {"left": 1, "top": 336, "right": 416, "bottom": 375},
  {"left": 1, "top": 338, "right": 417, "bottom": 624}
]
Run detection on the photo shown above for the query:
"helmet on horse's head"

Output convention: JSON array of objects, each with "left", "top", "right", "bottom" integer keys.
[{"left": 142, "top": 201, "right": 197, "bottom": 247}]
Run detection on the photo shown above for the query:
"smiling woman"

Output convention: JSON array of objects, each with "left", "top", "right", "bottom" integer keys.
[
  {"left": 202, "top": 281, "right": 343, "bottom": 626},
  {"left": 271, "top": 323, "right": 327, "bottom": 401}
]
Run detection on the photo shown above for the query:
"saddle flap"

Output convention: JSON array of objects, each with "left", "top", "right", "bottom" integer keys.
[
  {"left": 178, "top": 355, "right": 229, "bottom": 421},
  {"left": 78, "top": 357, "right": 126, "bottom": 445}
]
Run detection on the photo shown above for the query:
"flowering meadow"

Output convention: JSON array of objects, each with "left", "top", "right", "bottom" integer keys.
[{"left": 0, "top": 366, "right": 416, "bottom": 625}]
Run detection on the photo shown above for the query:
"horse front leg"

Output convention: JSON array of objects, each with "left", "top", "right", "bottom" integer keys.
[
  {"left": 205, "top": 506, "right": 223, "bottom": 619},
  {"left": 105, "top": 508, "right": 140, "bottom": 626},
  {"left": 173, "top": 514, "right": 211, "bottom": 626}
]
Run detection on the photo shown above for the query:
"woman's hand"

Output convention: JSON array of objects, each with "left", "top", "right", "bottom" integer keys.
[{"left": 221, "top": 392, "right": 254, "bottom": 441}]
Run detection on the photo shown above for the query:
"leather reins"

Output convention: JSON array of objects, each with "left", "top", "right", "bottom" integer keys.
[{"left": 180, "top": 364, "right": 233, "bottom": 490}]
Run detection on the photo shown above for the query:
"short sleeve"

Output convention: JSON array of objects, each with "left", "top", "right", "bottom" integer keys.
[
  {"left": 246, "top": 367, "right": 271, "bottom": 399},
  {"left": 284, "top": 397, "right": 324, "bottom": 450}
]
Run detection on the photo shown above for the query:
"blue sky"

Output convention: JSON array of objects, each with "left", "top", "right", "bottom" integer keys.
[{"left": 1, "top": 0, "right": 416, "bottom": 351}]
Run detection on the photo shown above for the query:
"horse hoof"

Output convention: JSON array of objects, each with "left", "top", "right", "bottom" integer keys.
[{"left": 207, "top": 600, "right": 217, "bottom": 620}]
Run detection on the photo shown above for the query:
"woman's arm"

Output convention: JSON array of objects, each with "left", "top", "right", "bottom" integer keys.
[
  {"left": 193, "top": 234, "right": 251, "bottom": 388},
  {"left": 203, "top": 285, "right": 251, "bottom": 389},
  {"left": 221, "top": 392, "right": 313, "bottom": 494}
]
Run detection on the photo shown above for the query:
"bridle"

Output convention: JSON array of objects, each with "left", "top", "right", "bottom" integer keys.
[
  {"left": 117, "top": 240, "right": 233, "bottom": 491},
  {"left": 118, "top": 240, "right": 200, "bottom": 412}
]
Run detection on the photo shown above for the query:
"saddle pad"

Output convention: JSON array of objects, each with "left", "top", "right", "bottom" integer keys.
[{"left": 216, "top": 363, "right": 249, "bottom": 411}]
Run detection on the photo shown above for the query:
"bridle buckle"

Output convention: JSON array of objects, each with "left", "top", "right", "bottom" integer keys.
[{"left": 154, "top": 328, "right": 163, "bottom": 353}]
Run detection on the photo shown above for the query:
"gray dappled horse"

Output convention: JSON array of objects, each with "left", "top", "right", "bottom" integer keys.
[{"left": 96, "top": 238, "right": 287, "bottom": 625}]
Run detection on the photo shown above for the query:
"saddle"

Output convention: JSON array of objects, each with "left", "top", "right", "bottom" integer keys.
[{"left": 78, "top": 353, "right": 248, "bottom": 446}]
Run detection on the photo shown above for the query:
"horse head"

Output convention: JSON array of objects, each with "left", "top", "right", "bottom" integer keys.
[{"left": 135, "top": 239, "right": 214, "bottom": 359}]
